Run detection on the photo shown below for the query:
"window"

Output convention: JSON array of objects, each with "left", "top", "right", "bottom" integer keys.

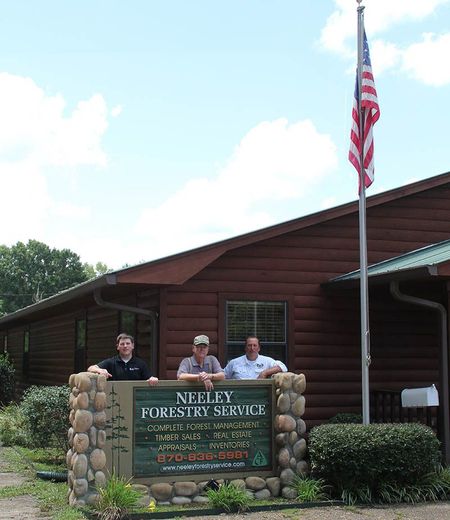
[
  {"left": 23, "top": 329, "right": 30, "bottom": 376},
  {"left": 119, "top": 311, "right": 136, "bottom": 337},
  {"left": 76, "top": 319, "right": 87, "bottom": 350},
  {"left": 74, "top": 318, "right": 87, "bottom": 373},
  {"left": 226, "top": 300, "right": 287, "bottom": 362}
]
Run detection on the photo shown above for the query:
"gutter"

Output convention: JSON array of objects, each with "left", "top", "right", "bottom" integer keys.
[
  {"left": 390, "top": 281, "right": 450, "bottom": 464},
  {"left": 93, "top": 289, "right": 158, "bottom": 376}
]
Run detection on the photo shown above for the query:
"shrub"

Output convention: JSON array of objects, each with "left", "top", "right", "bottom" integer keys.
[
  {"left": 328, "top": 413, "right": 362, "bottom": 424},
  {"left": 0, "top": 403, "right": 29, "bottom": 446},
  {"left": 93, "top": 473, "right": 143, "bottom": 520},
  {"left": 20, "top": 385, "right": 71, "bottom": 450},
  {"left": 0, "top": 353, "right": 15, "bottom": 405},
  {"left": 309, "top": 422, "right": 441, "bottom": 502},
  {"left": 206, "top": 482, "right": 250, "bottom": 512}
]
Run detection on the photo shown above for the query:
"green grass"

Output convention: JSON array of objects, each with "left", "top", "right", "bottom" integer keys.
[
  {"left": 1, "top": 447, "right": 87, "bottom": 520},
  {"left": 13, "top": 445, "right": 66, "bottom": 470}
]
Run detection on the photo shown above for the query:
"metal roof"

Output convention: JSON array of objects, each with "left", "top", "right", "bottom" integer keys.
[{"left": 329, "top": 239, "right": 450, "bottom": 283}]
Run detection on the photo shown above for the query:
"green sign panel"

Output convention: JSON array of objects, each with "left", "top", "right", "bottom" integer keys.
[{"left": 133, "top": 384, "right": 273, "bottom": 477}]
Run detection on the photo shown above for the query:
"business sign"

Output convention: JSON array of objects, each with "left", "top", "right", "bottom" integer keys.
[{"left": 133, "top": 382, "right": 274, "bottom": 478}]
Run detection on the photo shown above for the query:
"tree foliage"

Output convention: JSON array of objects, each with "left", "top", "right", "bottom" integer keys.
[
  {"left": 83, "top": 261, "right": 110, "bottom": 280},
  {"left": 0, "top": 240, "right": 88, "bottom": 315}
]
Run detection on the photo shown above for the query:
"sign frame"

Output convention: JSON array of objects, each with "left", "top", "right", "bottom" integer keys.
[{"left": 104, "top": 380, "right": 276, "bottom": 484}]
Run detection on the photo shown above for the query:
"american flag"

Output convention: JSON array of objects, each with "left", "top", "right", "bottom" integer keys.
[{"left": 348, "top": 31, "right": 380, "bottom": 190}]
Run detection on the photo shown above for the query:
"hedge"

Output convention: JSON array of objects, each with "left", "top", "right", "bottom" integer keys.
[
  {"left": 309, "top": 422, "right": 441, "bottom": 493},
  {"left": 20, "top": 385, "right": 71, "bottom": 450}
]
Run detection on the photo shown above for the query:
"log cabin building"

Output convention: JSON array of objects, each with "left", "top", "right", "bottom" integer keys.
[{"left": 1, "top": 171, "right": 450, "bottom": 458}]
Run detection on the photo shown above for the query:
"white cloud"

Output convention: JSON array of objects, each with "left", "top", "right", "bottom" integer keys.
[
  {"left": 370, "top": 39, "right": 402, "bottom": 75},
  {"left": 321, "top": 0, "right": 450, "bottom": 85},
  {"left": 320, "top": 196, "right": 338, "bottom": 210},
  {"left": 320, "top": 0, "right": 449, "bottom": 54},
  {"left": 134, "top": 118, "right": 338, "bottom": 260},
  {"left": 402, "top": 33, "right": 450, "bottom": 86},
  {"left": 0, "top": 161, "right": 51, "bottom": 244},
  {"left": 111, "top": 105, "right": 122, "bottom": 117},
  {"left": 52, "top": 202, "right": 91, "bottom": 220},
  {"left": 0, "top": 73, "right": 110, "bottom": 245},
  {"left": 53, "top": 233, "right": 121, "bottom": 267}
]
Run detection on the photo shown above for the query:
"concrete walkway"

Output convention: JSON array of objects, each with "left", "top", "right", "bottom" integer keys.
[{"left": 0, "top": 447, "right": 51, "bottom": 519}]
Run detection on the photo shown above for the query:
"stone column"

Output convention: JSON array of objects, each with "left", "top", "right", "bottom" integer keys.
[
  {"left": 67, "top": 372, "right": 108, "bottom": 507},
  {"left": 273, "top": 372, "right": 308, "bottom": 498}
]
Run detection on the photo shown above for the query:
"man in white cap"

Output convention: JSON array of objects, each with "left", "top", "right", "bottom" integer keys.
[
  {"left": 177, "top": 334, "right": 225, "bottom": 391},
  {"left": 224, "top": 335, "right": 287, "bottom": 380}
]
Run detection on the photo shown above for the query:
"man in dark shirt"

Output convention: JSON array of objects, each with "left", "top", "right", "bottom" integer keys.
[{"left": 87, "top": 333, "right": 158, "bottom": 385}]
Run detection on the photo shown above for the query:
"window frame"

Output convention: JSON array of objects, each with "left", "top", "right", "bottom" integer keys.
[
  {"left": 23, "top": 328, "right": 30, "bottom": 376},
  {"left": 74, "top": 315, "right": 87, "bottom": 373},
  {"left": 119, "top": 311, "right": 136, "bottom": 338},
  {"left": 219, "top": 293, "right": 293, "bottom": 367}
]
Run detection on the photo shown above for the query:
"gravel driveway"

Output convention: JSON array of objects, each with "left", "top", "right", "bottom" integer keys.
[{"left": 180, "top": 501, "right": 450, "bottom": 520}]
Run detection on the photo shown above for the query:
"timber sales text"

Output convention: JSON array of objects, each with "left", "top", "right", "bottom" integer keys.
[{"left": 140, "top": 390, "right": 266, "bottom": 419}]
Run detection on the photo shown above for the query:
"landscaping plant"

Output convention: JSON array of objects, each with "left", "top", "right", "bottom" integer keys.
[
  {"left": 93, "top": 473, "right": 143, "bottom": 520},
  {"left": 206, "top": 482, "right": 250, "bottom": 512},
  {"left": 377, "top": 469, "right": 450, "bottom": 504},
  {"left": 327, "top": 413, "right": 362, "bottom": 424},
  {"left": 20, "top": 385, "right": 71, "bottom": 451},
  {"left": 0, "top": 403, "right": 29, "bottom": 446},
  {"left": 309, "top": 422, "right": 442, "bottom": 504},
  {"left": 289, "top": 474, "right": 329, "bottom": 502},
  {"left": 0, "top": 353, "right": 15, "bottom": 405}
]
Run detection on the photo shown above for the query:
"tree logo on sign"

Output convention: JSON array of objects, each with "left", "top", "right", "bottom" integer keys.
[{"left": 251, "top": 450, "right": 268, "bottom": 466}]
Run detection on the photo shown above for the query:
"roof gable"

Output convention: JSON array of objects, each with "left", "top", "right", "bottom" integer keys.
[
  {"left": 1, "top": 170, "right": 450, "bottom": 324},
  {"left": 113, "top": 171, "right": 450, "bottom": 283}
]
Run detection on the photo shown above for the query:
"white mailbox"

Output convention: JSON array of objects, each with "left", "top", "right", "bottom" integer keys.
[{"left": 401, "top": 384, "right": 439, "bottom": 408}]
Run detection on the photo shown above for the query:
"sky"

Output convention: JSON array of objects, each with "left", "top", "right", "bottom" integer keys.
[{"left": 1, "top": 0, "right": 449, "bottom": 269}]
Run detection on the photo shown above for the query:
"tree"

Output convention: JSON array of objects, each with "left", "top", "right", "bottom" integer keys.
[
  {"left": 83, "top": 261, "right": 111, "bottom": 280},
  {"left": 0, "top": 240, "right": 88, "bottom": 315}
]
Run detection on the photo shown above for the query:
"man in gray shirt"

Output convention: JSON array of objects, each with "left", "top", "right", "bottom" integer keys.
[{"left": 177, "top": 334, "right": 225, "bottom": 391}]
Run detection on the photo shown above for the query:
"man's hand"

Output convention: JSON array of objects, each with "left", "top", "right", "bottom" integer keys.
[
  {"left": 88, "top": 365, "right": 112, "bottom": 378},
  {"left": 147, "top": 376, "right": 159, "bottom": 386},
  {"left": 198, "top": 371, "right": 214, "bottom": 391}
]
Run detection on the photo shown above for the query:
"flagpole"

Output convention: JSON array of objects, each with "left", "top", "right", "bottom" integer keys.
[{"left": 356, "top": 1, "right": 371, "bottom": 425}]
